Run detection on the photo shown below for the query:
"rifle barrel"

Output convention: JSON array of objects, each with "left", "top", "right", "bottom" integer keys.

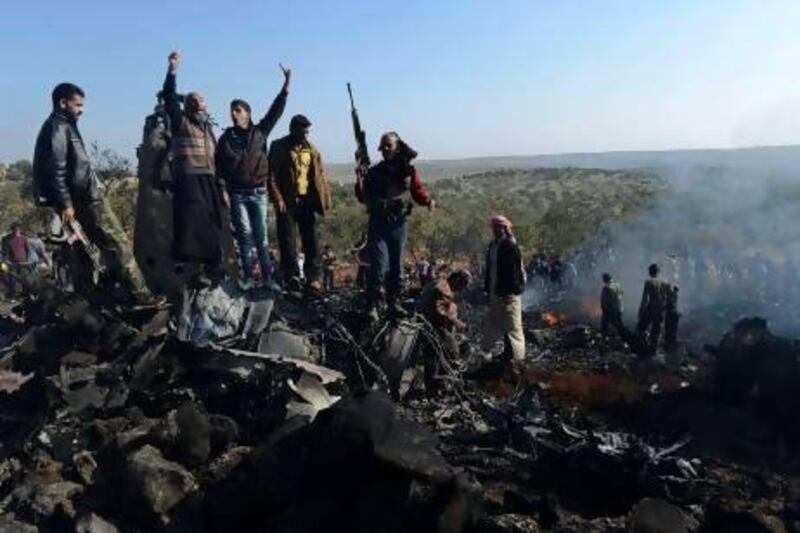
[{"left": 347, "top": 83, "right": 355, "bottom": 109}]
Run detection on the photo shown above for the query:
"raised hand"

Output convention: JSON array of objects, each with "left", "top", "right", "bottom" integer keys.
[
  {"left": 280, "top": 63, "right": 292, "bottom": 91},
  {"left": 168, "top": 50, "right": 181, "bottom": 73}
]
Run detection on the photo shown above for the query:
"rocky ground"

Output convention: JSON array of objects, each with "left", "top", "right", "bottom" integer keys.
[{"left": 0, "top": 283, "right": 796, "bottom": 532}]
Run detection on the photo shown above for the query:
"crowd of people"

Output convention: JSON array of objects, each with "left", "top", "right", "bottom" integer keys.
[
  {"left": 23, "top": 50, "right": 528, "bottom": 366},
  {"left": 0, "top": 223, "right": 51, "bottom": 301}
]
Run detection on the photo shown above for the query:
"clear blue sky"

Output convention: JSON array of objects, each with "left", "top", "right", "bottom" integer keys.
[{"left": 2, "top": 0, "right": 800, "bottom": 164}]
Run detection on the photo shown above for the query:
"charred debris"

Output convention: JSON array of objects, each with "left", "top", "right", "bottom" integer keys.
[{"left": 0, "top": 281, "right": 797, "bottom": 533}]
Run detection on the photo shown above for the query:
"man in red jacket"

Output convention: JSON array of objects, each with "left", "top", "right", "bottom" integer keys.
[{"left": 355, "top": 132, "right": 436, "bottom": 321}]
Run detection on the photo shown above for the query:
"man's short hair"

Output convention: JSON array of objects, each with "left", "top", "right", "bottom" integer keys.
[
  {"left": 290, "top": 114, "right": 312, "bottom": 129},
  {"left": 230, "top": 99, "right": 251, "bottom": 115},
  {"left": 448, "top": 269, "right": 471, "bottom": 289},
  {"left": 52, "top": 83, "right": 85, "bottom": 108},
  {"left": 602, "top": 273, "right": 611, "bottom": 283},
  {"left": 648, "top": 263, "right": 659, "bottom": 277}
]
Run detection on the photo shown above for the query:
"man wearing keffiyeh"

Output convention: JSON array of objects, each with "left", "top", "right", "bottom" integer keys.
[{"left": 480, "top": 214, "right": 526, "bottom": 361}]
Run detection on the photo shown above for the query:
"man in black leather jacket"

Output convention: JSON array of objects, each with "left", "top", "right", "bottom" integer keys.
[{"left": 33, "top": 82, "right": 151, "bottom": 303}]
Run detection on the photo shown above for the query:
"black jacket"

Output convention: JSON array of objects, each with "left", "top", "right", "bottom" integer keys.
[
  {"left": 32, "top": 112, "right": 98, "bottom": 209},
  {"left": 484, "top": 238, "right": 525, "bottom": 297},
  {"left": 216, "top": 89, "right": 287, "bottom": 192}
]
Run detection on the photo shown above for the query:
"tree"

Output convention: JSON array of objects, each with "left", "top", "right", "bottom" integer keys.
[
  {"left": 90, "top": 142, "right": 133, "bottom": 182},
  {"left": 6, "top": 160, "right": 32, "bottom": 181}
]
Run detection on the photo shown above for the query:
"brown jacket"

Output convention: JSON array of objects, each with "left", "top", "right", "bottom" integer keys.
[
  {"left": 420, "top": 277, "right": 459, "bottom": 328},
  {"left": 268, "top": 135, "right": 331, "bottom": 215}
]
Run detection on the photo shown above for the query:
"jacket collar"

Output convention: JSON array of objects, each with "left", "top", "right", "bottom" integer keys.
[{"left": 52, "top": 110, "right": 76, "bottom": 124}]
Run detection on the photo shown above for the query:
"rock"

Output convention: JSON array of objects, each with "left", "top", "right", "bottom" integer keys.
[
  {"left": 480, "top": 513, "right": 541, "bottom": 533},
  {"left": 151, "top": 402, "right": 211, "bottom": 466},
  {"left": 703, "top": 509, "right": 786, "bottom": 533},
  {"left": 7, "top": 454, "right": 84, "bottom": 523},
  {"left": 72, "top": 451, "right": 98, "bottom": 485},
  {"left": 209, "top": 414, "right": 240, "bottom": 454},
  {"left": 0, "top": 515, "right": 38, "bottom": 532},
  {"left": 126, "top": 445, "right": 197, "bottom": 520},
  {"left": 207, "top": 446, "right": 253, "bottom": 482},
  {"left": 627, "top": 498, "right": 698, "bottom": 533},
  {"left": 75, "top": 512, "right": 120, "bottom": 533}
]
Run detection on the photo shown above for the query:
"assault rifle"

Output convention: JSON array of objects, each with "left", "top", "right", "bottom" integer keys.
[{"left": 347, "top": 83, "right": 370, "bottom": 169}]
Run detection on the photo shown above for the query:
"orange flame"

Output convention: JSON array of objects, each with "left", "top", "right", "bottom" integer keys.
[{"left": 540, "top": 311, "right": 567, "bottom": 327}]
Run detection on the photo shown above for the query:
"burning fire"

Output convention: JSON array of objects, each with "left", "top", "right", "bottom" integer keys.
[
  {"left": 540, "top": 311, "right": 567, "bottom": 327},
  {"left": 580, "top": 296, "right": 603, "bottom": 321}
]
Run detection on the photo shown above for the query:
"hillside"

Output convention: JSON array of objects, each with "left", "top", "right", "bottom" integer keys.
[
  {"left": 325, "top": 144, "right": 800, "bottom": 183},
  {"left": 320, "top": 167, "right": 663, "bottom": 260},
  {"left": 0, "top": 167, "right": 663, "bottom": 262}
]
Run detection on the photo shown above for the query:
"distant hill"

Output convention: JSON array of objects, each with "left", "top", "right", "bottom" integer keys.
[{"left": 326, "top": 144, "right": 800, "bottom": 183}]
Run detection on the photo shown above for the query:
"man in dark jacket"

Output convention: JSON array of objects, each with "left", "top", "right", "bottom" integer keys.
[
  {"left": 600, "top": 273, "right": 628, "bottom": 340},
  {"left": 480, "top": 215, "right": 526, "bottom": 361},
  {"left": 637, "top": 263, "right": 670, "bottom": 352},
  {"left": 32, "top": 82, "right": 151, "bottom": 302},
  {"left": 162, "top": 51, "right": 223, "bottom": 286},
  {"left": 216, "top": 65, "right": 291, "bottom": 289},
  {"left": 355, "top": 132, "right": 435, "bottom": 321},
  {"left": 269, "top": 115, "right": 331, "bottom": 291}
]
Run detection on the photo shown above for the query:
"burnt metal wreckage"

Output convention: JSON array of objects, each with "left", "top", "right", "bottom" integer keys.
[{"left": 0, "top": 271, "right": 798, "bottom": 532}]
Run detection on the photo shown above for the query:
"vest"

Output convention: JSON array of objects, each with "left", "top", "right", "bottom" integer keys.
[{"left": 173, "top": 116, "right": 216, "bottom": 175}]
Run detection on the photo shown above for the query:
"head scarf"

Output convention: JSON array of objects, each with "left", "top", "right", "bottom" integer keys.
[{"left": 490, "top": 214, "right": 515, "bottom": 242}]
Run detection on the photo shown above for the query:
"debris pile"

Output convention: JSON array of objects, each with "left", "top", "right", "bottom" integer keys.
[{"left": 0, "top": 285, "right": 796, "bottom": 531}]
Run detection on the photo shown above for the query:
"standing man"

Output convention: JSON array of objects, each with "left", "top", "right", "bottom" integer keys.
[
  {"left": 27, "top": 231, "right": 51, "bottom": 278},
  {"left": 637, "top": 263, "right": 669, "bottom": 353},
  {"left": 356, "top": 132, "right": 435, "bottom": 321},
  {"left": 416, "top": 256, "right": 432, "bottom": 288},
  {"left": 480, "top": 215, "right": 526, "bottom": 362},
  {"left": 162, "top": 51, "right": 224, "bottom": 287},
  {"left": 32, "top": 83, "right": 152, "bottom": 303},
  {"left": 322, "top": 244, "right": 337, "bottom": 291},
  {"left": 664, "top": 285, "right": 680, "bottom": 352},
  {"left": 269, "top": 115, "right": 331, "bottom": 292},
  {"left": 1, "top": 224, "right": 30, "bottom": 300},
  {"left": 600, "top": 273, "right": 628, "bottom": 340},
  {"left": 216, "top": 65, "right": 291, "bottom": 290}
]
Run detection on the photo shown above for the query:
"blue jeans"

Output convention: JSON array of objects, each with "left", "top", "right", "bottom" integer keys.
[
  {"left": 230, "top": 188, "right": 271, "bottom": 282},
  {"left": 366, "top": 213, "right": 407, "bottom": 305}
]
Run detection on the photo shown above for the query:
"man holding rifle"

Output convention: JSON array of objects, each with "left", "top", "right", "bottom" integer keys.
[
  {"left": 33, "top": 82, "right": 152, "bottom": 304},
  {"left": 349, "top": 85, "right": 436, "bottom": 321}
]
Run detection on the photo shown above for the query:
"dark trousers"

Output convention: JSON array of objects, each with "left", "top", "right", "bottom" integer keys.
[
  {"left": 602, "top": 310, "right": 628, "bottom": 339},
  {"left": 637, "top": 313, "right": 663, "bottom": 350},
  {"left": 664, "top": 311, "right": 679, "bottom": 351},
  {"left": 276, "top": 197, "right": 320, "bottom": 282},
  {"left": 366, "top": 213, "right": 407, "bottom": 305},
  {"left": 323, "top": 268, "right": 335, "bottom": 290},
  {"left": 4, "top": 264, "right": 31, "bottom": 299}
]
